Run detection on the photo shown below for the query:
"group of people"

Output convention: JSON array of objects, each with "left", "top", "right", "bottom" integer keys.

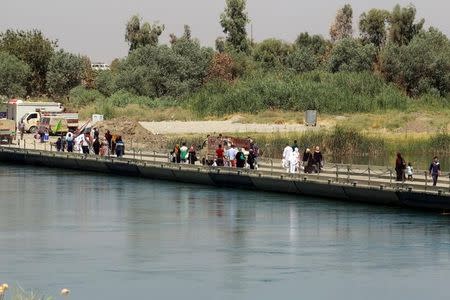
[
  {"left": 170, "top": 142, "right": 198, "bottom": 164},
  {"left": 395, "top": 153, "right": 442, "bottom": 186},
  {"left": 213, "top": 143, "right": 258, "bottom": 169},
  {"left": 53, "top": 128, "right": 125, "bottom": 158},
  {"left": 283, "top": 141, "right": 324, "bottom": 174}
]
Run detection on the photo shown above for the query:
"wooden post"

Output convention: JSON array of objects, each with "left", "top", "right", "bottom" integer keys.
[
  {"left": 335, "top": 165, "right": 339, "bottom": 183},
  {"left": 347, "top": 165, "right": 350, "bottom": 183},
  {"left": 271, "top": 159, "right": 274, "bottom": 176},
  {"left": 368, "top": 167, "right": 371, "bottom": 186},
  {"left": 389, "top": 169, "right": 392, "bottom": 187},
  {"left": 425, "top": 171, "right": 428, "bottom": 191}
]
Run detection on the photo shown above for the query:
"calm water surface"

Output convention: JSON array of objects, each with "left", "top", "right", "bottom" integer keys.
[{"left": 1, "top": 164, "right": 450, "bottom": 300}]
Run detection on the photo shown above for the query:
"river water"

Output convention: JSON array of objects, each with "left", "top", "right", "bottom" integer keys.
[{"left": 1, "top": 164, "right": 450, "bottom": 300}]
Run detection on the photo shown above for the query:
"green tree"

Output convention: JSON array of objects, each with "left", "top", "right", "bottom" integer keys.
[
  {"left": 388, "top": 4, "right": 424, "bottom": 46},
  {"left": 380, "top": 28, "right": 450, "bottom": 96},
  {"left": 220, "top": 0, "right": 250, "bottom": 53},
  {"left": 0, "top": 29, "right": 56, "bottom": 95},
  {"left": 0, "top": 51, "right": 31, "bottom": 97},
  {"left": 125, "top": 15, "right": 164, "bottom": 52},
  {"left": 95, "top": 70, "right": 117, "bottom": 96},
  {"left": 171, "top": 28, "right": 214, "bottom": 90},
  {"left": 328, "top": 38, "right": 376, "bottom": 72},
  {"left": 294, "top": 32, "right": 329, "bottom": 57},
  {"left": 330, "top": 4, "right": 353, "bottom": 42},
  {"left": 287, "top": 48, "right": 319, "bottom": 73},
  {"left": 46, "top": 50, "right": 84, "bottom": 97},
  {"left": 116, "top": 39, "right": 212, "bottom": 98},
  {"left": 359, "top": 9, "right": 390, "bottom": 47},
  {"left": 252, "top": 39, "right": 291, "bottom": 70}
]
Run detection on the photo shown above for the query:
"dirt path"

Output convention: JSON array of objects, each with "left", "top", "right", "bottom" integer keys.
[{"left": 139, "top": 121, "right": 317, "bottom": 135}]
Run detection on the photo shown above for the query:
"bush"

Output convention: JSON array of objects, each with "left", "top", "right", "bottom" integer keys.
[
  {"left": 95, "top": 70, "right": 117, "bottom": 96},
  {"left": 190, "top": 71, "right": 408, "bottom": 115},
  {"left": 107, "top": 90, "right": 152, "bottom": 107},
  {"left": 328, "top": 38, "right": 376, "bottom": 72},
  {"left": 68, "top": 86, "right": 104, "bottom": 107}
]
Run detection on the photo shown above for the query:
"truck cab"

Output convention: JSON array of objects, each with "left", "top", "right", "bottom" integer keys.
[{"left": 20, "top": 112, "right": 40, "bottom": 133}]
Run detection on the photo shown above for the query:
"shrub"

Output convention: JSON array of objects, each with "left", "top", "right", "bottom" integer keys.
[
  {"left": 95, "top": 70, "right": 117, "bottom": 96},
  {"left": 190, "top": 71, "right": 408, "bottom": 115},
  {"left": 68, "top": 86, "right": 104, "bottom": 107}
]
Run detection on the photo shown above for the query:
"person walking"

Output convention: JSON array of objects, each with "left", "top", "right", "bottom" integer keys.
[
  {"left": 289, "top": 148, "right": 299, "bottom": 174},
  {"left": 406, "top": 162, "right": 414, "bottom": 181},
  {"left": 313, "top": 146, "right": 323, "bottom": 173},
  {"left": 247, "top": 149, "right": 256, "bottom": 170},
  {"left": 115, "top": 136, "right": 125, "bottom": 158},
  {"left": 100, "top": 138, "right": 109, "bottom": 156},
  {"left": 236, "top": 148, "right": 246, "bottom": 168},
  {"left": 216, "top": 144, "right": 225, "bottom": 166},
  {"left": 429, "top": 156, "right": 441, "bottom": 186},
  {"left": 81, "top": 134, "right": 90, "bottom": 155},
  {"left": 18, "top": 121, "right": 25, "bottom": 140},
  {"left": 395, "top": 153, "right": 406, "bottom": 182},
  {"left": 282, "top": 143, "right": 293, "bottom": 172},
  {"left": 55, "top": 137, "right": 62, "bottom": 151},
  {"left": 66, "top": 131, "right": 74, "bottom": 152},
  {"left": 93, "top": 138, "right": 101, "bottom": 155},
  {"left": 105, "top": 130, "right": 112, "bottom": 151},
  {"left": 226, "top": 144, "right": 238, "bottom": 168},
  {"left": 180, "top": 142, "right": 189, "bottom": 164},
  {"left": 188, "top": 145, "right": 197, "bottom": 165}
]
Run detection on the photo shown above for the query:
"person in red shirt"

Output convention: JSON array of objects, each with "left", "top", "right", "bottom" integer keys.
[{"left": 216, "top": 144, "right": 224, "bottom": 166}]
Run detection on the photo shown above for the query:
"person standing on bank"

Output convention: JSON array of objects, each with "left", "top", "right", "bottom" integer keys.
[
  {"left": 429, "top": 156, "right": 441, "bottom": 186},
  {"left": 395, "top": 153, "right": 406, "bottom": 182}
]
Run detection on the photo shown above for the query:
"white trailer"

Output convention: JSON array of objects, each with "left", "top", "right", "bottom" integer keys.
[{"left": 6, "top": 99, "right": 64, "bottom": 127}]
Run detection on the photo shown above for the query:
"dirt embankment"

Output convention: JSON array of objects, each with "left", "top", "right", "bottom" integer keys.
[{"left": 96, "top": 119, "right": 168, "bottom": 151}]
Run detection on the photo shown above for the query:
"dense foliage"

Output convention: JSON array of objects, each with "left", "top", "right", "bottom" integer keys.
[
  {"left": 190, "top": 71, "right": 408, "bottom": 115},
  {"left": 0, "top": 51, "right": 31, "bottom": 97},
  {"left": 46, "top": 50, "right": 84, "bottom": 97},
  {"left": 0, "top": 29, "right": 56, "bottom": 95}
]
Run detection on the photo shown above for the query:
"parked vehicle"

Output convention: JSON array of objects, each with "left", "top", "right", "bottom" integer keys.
[
  {"left": 0, "top": 119, "right": 16, "bottom": 144},
  {"left": 20, "top": 111, "right": 78, "bottom": 133},
  {"left": 37, "top": 117, "right": 69, "bottom": 135},
  {"left": 7, "top": 99, "right": 64, "bottom": 127}
]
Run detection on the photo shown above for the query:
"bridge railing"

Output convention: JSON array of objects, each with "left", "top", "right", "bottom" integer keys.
[{"left": 2, "top": 142, "right": 449, "bottom": 195}]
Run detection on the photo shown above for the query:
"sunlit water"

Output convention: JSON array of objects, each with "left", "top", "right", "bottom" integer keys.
[{"left": 1, "top": 164, "right": 450, "bottom": 300}]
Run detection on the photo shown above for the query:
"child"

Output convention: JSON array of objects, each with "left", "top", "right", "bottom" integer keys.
[{"left": 406, "top": 162, "right": 414, "bottom": 181}]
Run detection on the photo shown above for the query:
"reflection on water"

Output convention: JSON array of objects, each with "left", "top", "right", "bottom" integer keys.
[{"left": 1, "top": 164, "right": 450, "bottom": 300}]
